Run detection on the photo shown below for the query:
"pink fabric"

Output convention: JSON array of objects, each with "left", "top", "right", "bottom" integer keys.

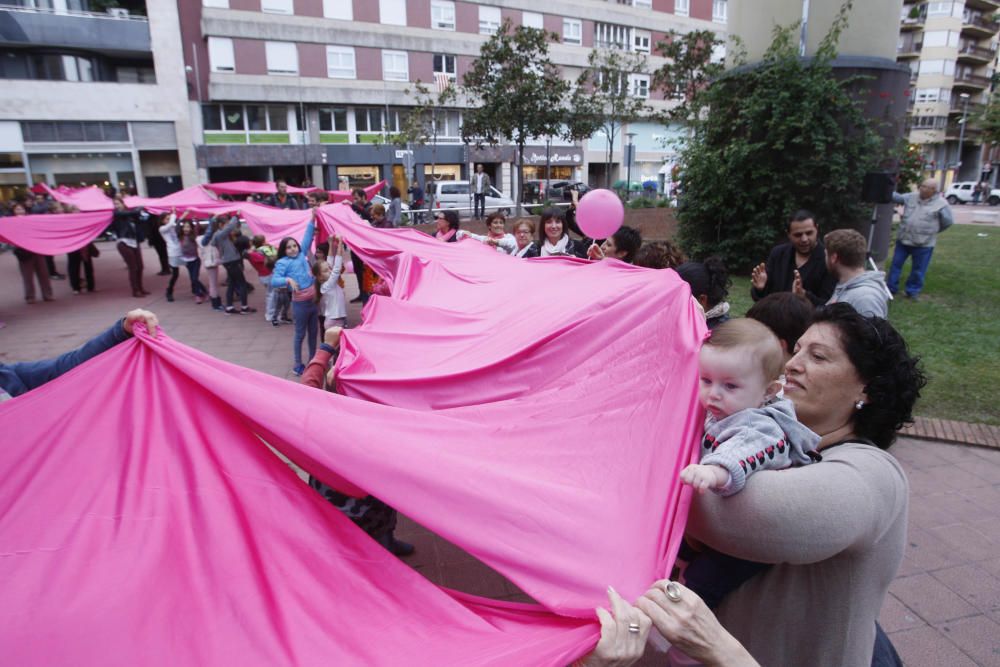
[
  {"left": 42, "top": 184, "right": 113, "bottom": 212},
  {"left": 0, "top": 211, "right": 112, "bottom": 254},
  {"left": 124, "top": 185, "right": 226, "bottom": 215},
  {"left": 0, "top": 206, "right": 707, "bottom": 663},
  {"left": 204, "top": 180, "right": 320, "bottom": 196}
]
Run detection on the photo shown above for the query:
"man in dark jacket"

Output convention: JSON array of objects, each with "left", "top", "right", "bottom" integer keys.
[
  {"left": 750, "top": 210, "right": 836, "bottom": 306},
  {"left": 266, "top": 180, "right": 301, "bottom": 210}
]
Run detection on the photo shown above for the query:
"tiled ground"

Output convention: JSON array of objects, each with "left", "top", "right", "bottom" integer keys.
[{"left": 2, "top": 243, "right": 999, "bottom": 665}]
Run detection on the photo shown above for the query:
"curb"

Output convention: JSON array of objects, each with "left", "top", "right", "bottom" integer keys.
[{"left": 899, "top": 416, "right": 1000, "bottom": 450}]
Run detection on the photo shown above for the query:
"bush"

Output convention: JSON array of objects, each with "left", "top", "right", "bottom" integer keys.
[
  {"left": 675, "top": 5, "right": 882, "bottom": 270},
  {"left": 628, "top": 197, "right": 657, "bottom": 209}
]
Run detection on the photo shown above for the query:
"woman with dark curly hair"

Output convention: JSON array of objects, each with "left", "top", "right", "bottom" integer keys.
[{"left": 675, "top": 303, "right": 925, "bottom": 667}]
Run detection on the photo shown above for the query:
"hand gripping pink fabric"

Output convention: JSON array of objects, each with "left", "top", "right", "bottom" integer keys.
[{"left": 0, "top": 209, "right": 706, "bottom": 664}]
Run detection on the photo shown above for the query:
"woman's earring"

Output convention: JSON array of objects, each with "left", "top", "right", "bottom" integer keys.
[{"left": 855, "top": 400, "right": 865, "bottom": 410}]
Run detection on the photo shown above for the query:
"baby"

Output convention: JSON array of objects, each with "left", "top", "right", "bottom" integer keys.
[
  {"left": 677, "top": 318, "right": 820, "bottom": 611},
  {"left": 682, "top": 318, "right": 819, "bottom": 497}
]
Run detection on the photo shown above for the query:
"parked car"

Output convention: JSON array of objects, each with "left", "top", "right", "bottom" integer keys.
[
  {"left": 428, "top": 180, "right": 514, "bottom": 217},
  {"left": 370, "top": 194, "right": 411, "bottom": 224},
  {"left": 546, "top": 181, "right": 591, "bottom": 201},
  {"left": 944, "top": 181, "right": 1000, "bottom": 205}
]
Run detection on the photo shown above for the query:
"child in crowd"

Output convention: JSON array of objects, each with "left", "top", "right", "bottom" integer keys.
[
  {"left": 271, "top": 218, "right": 317, "bottom": 376},
  {"left": 178, "top": 219, "right": 207, "bottom": 303},
  {"left": 678, "top": 318, "right": 820, "bottom": 609},
  {"left": 159, "top": 210, "right": 184, "bottom": 302},
  {"left": 198, "top": 216, "right": 224, "bottom": 311},
  {"left": 313, "top": 236, "right": 348, "bottom": 330},
  {"left": 246, "top": 235, "right": 279, "bottom": 324}
]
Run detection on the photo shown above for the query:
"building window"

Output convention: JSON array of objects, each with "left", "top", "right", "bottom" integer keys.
[
  {"left": 563, "top": 18, "right": 582, "bottom": 45},
  {"left": 326, "top": 46, "right": 356, "bottom": 79},
  {"left": 379, "top": 0, "right": 406, "bottom": 26},
  {"left": 266, "top": 42, "right": 298, "bottom": 75},
  {"left": 918, "top": 59, "right": 956, "bottom": 75},
  {"left": 595, "top": 23, "right": 631, "bottom": 50},
  {"left": 630, "top": 73, "right": 650, "bottom": 98},
  {"left": 433, "top": 53, "right": 456, "bottom": 80},
  {"left": 431, "top": 0, "right": 456, "bottom": 30},
  {"left": 633, "top": 29, "right": 651, "bottom": 53},
  {"left": 323, "top": 0, "right": 352, "bottom": 20},
  {"left": 675, "top": 0, "right": 689, "bottom": 16},
  {"left": 246, "top": 105, "right": 288, "bottom": 132},
  {"left": 523, "top": 12, "right": 544, "bottom": 30},
  {"left": 208, "top": 37, "right": 235, "bottom": 73},
  {"left": 927, "top": 2, "right": 956, "bottom": 17},
  {"left": 22, "top": 121, "right": 128, "bottom": 143},
  {"left": 633, "top": 0, "right": 652, "bottom": 7},
  {"left": 479, "top": 6, "right": 501, "bottom": 35},
  {"left": 355, "top": 108, "right": 384, "bottom": 134},
  {"left": 713, "top": 0, "right": 727, "bottom": 23},
  {"left": 914, "top": 88, "right": 951, "bottom": 103},
  {"left": 203, "top": 0, "right": 228, "bottom": 7},
  {"left": 382, "top": 50, "right": 409, "bottom": 81},
  {"left": 923, "top": 30, "right": 959, "bottom": 48},
  {"left": 319, "top": 108, "right": 348, "bottom": 132},
  {"left": 261, "top": 0, "right": 292, "bottom": 14},
  {"left": 115, "top": 66, "right": 156, "bottom": 83},
  {"left": 338, "top": 166, "right": 381, "bottom": 189}
]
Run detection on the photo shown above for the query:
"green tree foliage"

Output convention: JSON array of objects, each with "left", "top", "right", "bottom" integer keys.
[
  {"left": 975, "top": 91, "right": 1000, "bottom": 147},
  {"left": 571, "top": 49, "right": 650, "bottom": 188},
  {"left": 463, "top": 20, "right": 589, "bottom": 215},
  {"left": 651, "top": 29, "right": 728, "bottom": 124},
  {"left": 895, "top": 142, "right": 927, "bottom": 193},
  {"left": 672, "top": 2, "right": 881, "bottom": 269}
]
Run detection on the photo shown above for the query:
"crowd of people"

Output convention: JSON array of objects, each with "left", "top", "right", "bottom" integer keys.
[{"left": 2, "top": 182, "right": 939, "bottom": 666}]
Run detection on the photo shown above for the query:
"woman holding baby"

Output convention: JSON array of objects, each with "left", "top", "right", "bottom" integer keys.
[{"left": 581, "top": 303, "right": 925, "bottom": 667}]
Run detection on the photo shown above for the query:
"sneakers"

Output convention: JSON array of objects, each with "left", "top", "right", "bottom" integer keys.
[
  {"left": 225, "top": 306, "right": 238, "bottom": 315},
  {"left": 240, "top": 306, "right": 257, "bottom": 314},
  {"left": 166, "top": 292, "right": 175, "bottom": 302},
  {"left": 292, "top": 363, "right": 305, "bottom": 376},
  {"left": 272, "top": 319, "right": 281, "bottom": 327}
]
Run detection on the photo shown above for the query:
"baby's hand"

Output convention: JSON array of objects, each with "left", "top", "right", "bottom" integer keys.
[{"left": 680, "top": 464, "right": 730, "bottom": 494}]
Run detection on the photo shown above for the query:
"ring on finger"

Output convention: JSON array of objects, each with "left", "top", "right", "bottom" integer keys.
[
  {"left": 627, "top": 622, "right": 641, "bottom": 634},
  {"left": 665, "top": 581, "right": 682, "bottom": 603}
]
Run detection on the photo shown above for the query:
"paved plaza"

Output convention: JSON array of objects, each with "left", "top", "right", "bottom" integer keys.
[{"left": 2, "top": 243, "right": 999, "bottom": 666}]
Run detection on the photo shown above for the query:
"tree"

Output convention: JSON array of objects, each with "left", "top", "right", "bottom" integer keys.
[
  {"left": 386, "top": 81, "right": 457, "bottom": 210},
  {"left": 463, "top": 20, "right": 586, "bottom": 215},
  {"left": 572, "top": 49, "right": 651, "bottom": 189},
  {"left": 671, "top": 1, "right": 883, "bottom": 269},
  {"left": 975, "top": 90, "right": 1000, "bottom": 147},
  {"left": 651, "top": 29, "right": 729, "bottom": 125}
]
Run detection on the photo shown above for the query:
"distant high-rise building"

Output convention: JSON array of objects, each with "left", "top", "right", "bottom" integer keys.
[
  {"left": 897, "top": 0, "right": 1000, "bottom": 185},
  {"left": 0, "top": 1, "right": 198, "bottom": 197}
]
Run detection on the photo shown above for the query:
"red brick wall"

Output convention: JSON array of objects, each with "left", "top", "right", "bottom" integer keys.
[
  {"left": 233, "top": 38, "right": 266, "bottom": 75},
  {"left": 294, "top": 0, "right": 322, "bottom": 17},
  {"left": 356, "top": 46, "right": 382, "bottom": 80},
  {"left": 298, "top": 42, "right": 327, "bottom": 77},
  {"left": 690, "top": 0, "right": 712, "bottom": 21},
  {"left": 455, "top": 1, "right": 477, "bottom": 34},
  {"left": 500, "top": 7, "right": 521, "bottom": 29},
  {"left": 230, "top": 0, "right": 258, "bottom": 10},
  {"left": 407, "top": 0, "right": 431, "bottom": 28},
  {"left": 353, "top": 0, "right": 379, "bottom": 22},
  {"left": 410, "top": 51, "right": 434, "bottom": 83}
]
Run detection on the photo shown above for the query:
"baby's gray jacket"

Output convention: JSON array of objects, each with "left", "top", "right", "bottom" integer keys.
[{"left": 700, "top": 398, "right": 820, "bottom": 496}]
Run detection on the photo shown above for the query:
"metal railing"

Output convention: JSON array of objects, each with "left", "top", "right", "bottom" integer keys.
[
  {"left": 958, "top": 43, "right": 995, "bottom": 59},
  {"left": 0, "top": 3, "right": 148, "bottom": 21}
]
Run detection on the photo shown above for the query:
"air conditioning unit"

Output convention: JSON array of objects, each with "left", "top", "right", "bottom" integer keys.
[{"left": 107, "top": 8, "right": 130, "bottom": 18}]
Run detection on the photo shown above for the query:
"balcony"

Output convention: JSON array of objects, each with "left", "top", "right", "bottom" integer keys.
[
  {"left": 953, "top": 71, "right": 992, "bottom": 90},
  {"left": 900, "top": 14, "right": 926, "bottom": 31},
  {"left": 0, "top": 6, "right": 150, "bottom": 57},
  {"left": 946, "top": 120, "right": 983, "bottom": 140},
  {"left": 957, "top": 42, "right": 995, "bottom": 63},
  {"left": 897, "top": 39, "right": 923, "bottom": 58},
  {"left": 964, "top": 0, "right": 1000, "bottom": 12},
  {"left": 949, "top": 98, "right": 985, "bottom": 114},
  {"left": 961, "top": 13, "right": 1000, "bottom": 38}
]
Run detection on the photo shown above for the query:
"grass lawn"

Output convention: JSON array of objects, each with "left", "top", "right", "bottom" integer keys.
[{"left": 723, "top": 225, "right": 999, "bottom": 426}]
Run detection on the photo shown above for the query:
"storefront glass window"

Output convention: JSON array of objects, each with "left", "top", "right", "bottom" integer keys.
[{"left": 338, "top": 165, "right": 380, "bottom": 188}]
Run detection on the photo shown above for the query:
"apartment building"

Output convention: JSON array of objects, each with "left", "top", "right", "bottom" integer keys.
[
  {"left": 181, "top": 0, "right": 727, "bottom": 196},
  {"left": 898, "top": 0, "right": 1000, "bottom": 184},
  {"left": 0, "top": 0, "right": 198, "bottom": 197}
]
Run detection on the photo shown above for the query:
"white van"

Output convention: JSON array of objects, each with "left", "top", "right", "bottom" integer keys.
[{"left": 427, "top": 180, "right": 514, "bottom": 217}]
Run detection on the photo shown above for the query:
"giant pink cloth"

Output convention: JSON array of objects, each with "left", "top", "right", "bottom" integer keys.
[
  {"left": 124, "top": 185, "right": 226, "bottom": 215},
  {"left": 0, "top": 211, "right": 112, "bottom": 254},
  {"left": 42, "top": 184, "right": 113, "bottom": 212},
  {"left": 204, "top": 180, "right": 320, "bottom": 196},
  {"left": 0, "top": 210, "right": 706, "bottom": 664}
]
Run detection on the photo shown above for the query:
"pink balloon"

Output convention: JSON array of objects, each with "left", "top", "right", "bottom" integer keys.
[{"left": 575, "top": 188, "right": 625, "bottom": 239}]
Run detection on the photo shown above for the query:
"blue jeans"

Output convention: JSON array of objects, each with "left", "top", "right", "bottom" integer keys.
[
  {"left": 185, "top": 258, "right": 207, "bottom": 297},
  {"left": 291, "top": 299, "right": 318, "bottom": 367},
  {"left": 887, "top": 242, "right": 934, "bottom": 297}
]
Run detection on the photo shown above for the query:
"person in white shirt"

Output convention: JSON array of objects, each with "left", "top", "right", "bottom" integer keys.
[
  {"left": 456, "top": 212, "right": 517, "bottom": 254},
  {"left": 473, "top": 164, "right": 492, "bottom": 220}
]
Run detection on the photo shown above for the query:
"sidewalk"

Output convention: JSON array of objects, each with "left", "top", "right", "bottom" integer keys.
[{"left": 2, "top": 244, "right": 999, "bottom": 665}]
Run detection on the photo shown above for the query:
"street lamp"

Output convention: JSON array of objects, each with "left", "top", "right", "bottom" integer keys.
[
  {"left": 956, "top": 92, "right": 970, "bottom": 180},
  {"left": 626, "top": 132, "right": 637, "bottom": 201}
]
